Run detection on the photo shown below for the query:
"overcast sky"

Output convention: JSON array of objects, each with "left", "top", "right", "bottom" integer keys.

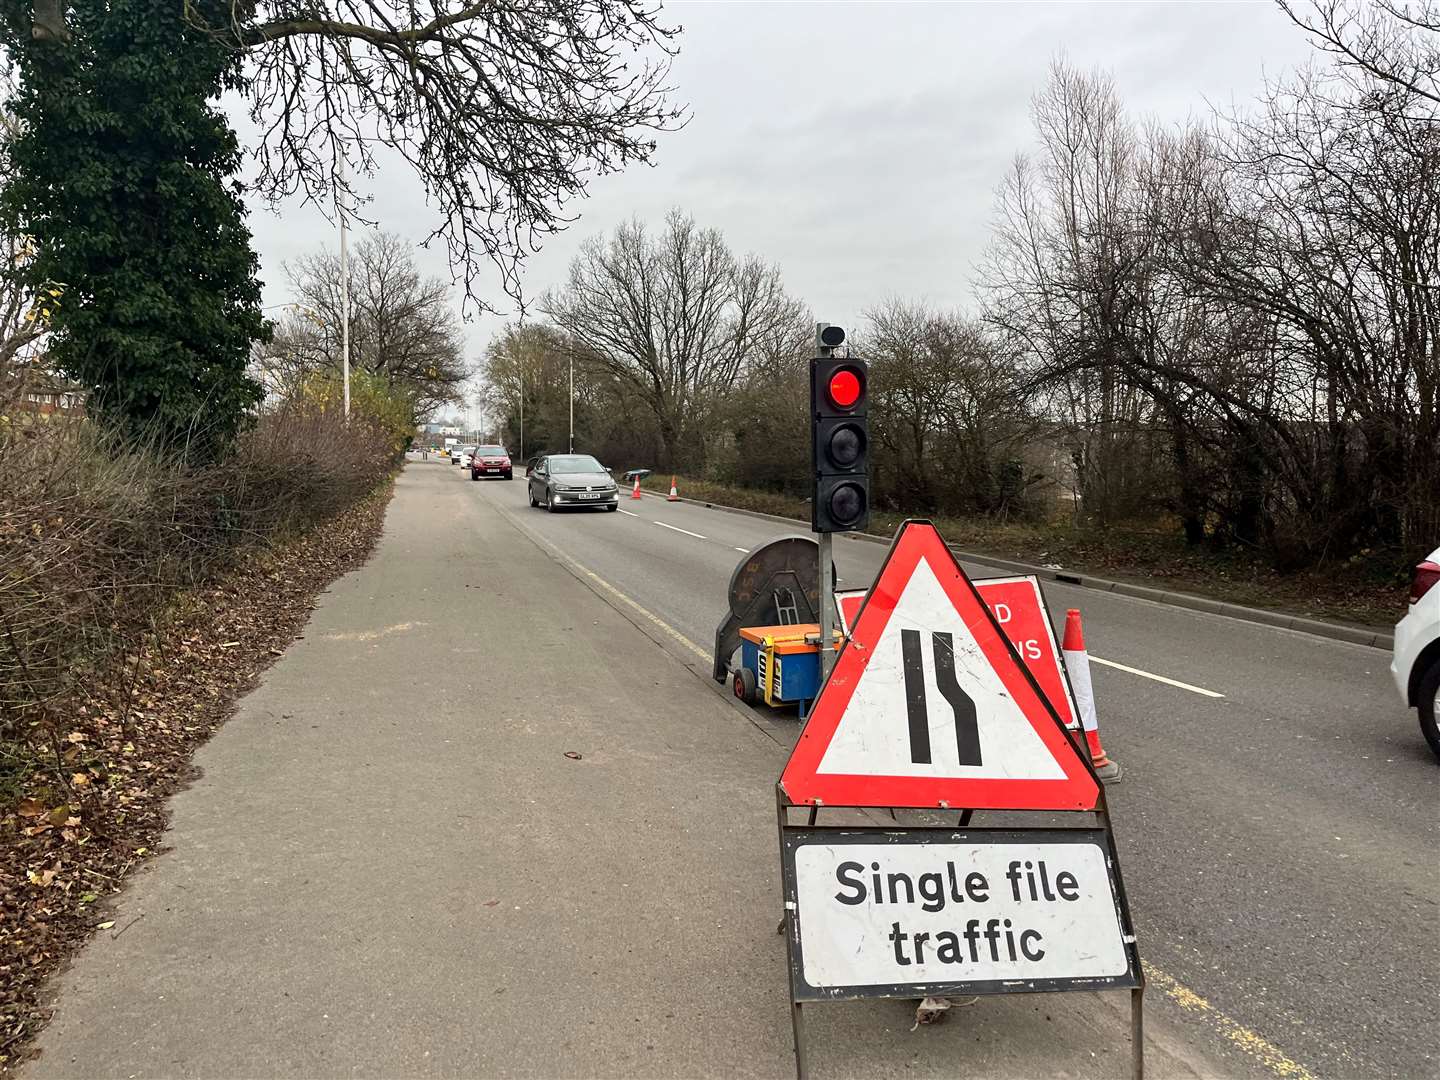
[{"left": 237, "top": 1, "right": 1319, "bottom": 419}]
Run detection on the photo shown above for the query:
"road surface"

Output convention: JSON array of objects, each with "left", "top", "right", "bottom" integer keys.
[
  {"left": 465, "top": 461, "right": 1437, "bottom": 1080},
  {"left": 28, "top": 461, "right": 1434, "bottom": 1079}
]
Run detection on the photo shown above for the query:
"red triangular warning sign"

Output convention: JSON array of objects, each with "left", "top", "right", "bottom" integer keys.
[{"left": 780, "top": 521, "right": 1100, "bottom": 811}]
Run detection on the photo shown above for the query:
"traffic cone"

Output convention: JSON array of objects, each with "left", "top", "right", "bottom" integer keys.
[
  {"left": 1061, "top": 609, "right": 1122, "bottom": 783},
  {"left": 630, "top": 476, "right": 643, "bottom": 500},
  {"left": 667, "top": 476, "right": 680, "bottom": 502}
]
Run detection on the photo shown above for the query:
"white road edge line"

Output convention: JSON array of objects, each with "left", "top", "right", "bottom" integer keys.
[
  {"left": 1090, "top": 656, "right": 1224, "bottom": 698},
  {"left": 653, "top": 521, "right": 707, "bottom": 540},
  {"left": 616, "top": 508, "right": 638, "bottom": 517}
]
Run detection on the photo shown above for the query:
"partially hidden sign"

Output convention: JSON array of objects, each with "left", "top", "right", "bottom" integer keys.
[
  {"left": 837, "top": 574, "right": 1080, "bottom": 731},
  {"left": 782, "top": 521, "right": 1099, "bottom": 811},
  {"left": 781, "top": 827, "right": 1139, "bottom": 1000}
]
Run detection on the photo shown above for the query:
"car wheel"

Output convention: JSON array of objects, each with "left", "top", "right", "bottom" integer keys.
[
  {"left": 733, "top": 666, "right": 758, "bottom": 704},
  {"left": 605, "top": 504, "right": 618, "bottom": 513},
  {"left": 1418, "top": 659, "right": 1440, "bottom": 761},
  {"left": 546, "top": 489, "right": 558, "bottom": 513},
  {"left": 504, "top": 471, "right": 513, "bottom": 480},
  {"left": 528, "top": 488, "right": 538, "bottom": 508},
  {"left": 470, "top": 471, "right": 480, "bottom": 481}
]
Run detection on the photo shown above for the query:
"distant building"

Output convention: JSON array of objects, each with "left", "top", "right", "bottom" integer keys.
[{"left": 4, "top": 371, "right": 86, "bottom": 418}]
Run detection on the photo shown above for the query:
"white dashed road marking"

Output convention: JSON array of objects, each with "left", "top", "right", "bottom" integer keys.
[
  {"left": 654, "top": 521, "right": 707, "bottom": 540},
  {"left": 1090, "top": 656, "right": 1224, "bottom": 698}
]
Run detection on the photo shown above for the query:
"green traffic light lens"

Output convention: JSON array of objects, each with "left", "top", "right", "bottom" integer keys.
[{"left": 829, "top": 481, "right": 866, "bottom": 525}]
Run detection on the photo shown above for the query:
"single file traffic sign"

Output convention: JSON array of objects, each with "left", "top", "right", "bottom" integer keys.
[
  {"left": 781, "top": 521, "right": 1099, "bottom": 810},
  {"left": 781, "top": 827, "right": 1139, "bottom": 1001}
]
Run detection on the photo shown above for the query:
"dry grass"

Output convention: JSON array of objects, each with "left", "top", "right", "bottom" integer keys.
[{"left": 0, "top": 389, "right": 400, "bottom": 787}]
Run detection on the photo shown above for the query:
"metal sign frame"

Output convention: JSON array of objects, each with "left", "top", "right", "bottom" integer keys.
[
  {"left": 775, "top": 521, "right": 1144, "bottom": 1080},
  {"left": 775, "top": 788, "right": 1146, "bottom": 1080}
]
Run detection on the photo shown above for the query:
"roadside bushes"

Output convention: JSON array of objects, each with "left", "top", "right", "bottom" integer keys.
[{"left": 0, "top": 386, "right": 398, "bottom": 771}]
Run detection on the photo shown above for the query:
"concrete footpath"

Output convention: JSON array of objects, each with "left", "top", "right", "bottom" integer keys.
[{"left": 28, "top": 463, "right": 1225, "bottom": 1079}]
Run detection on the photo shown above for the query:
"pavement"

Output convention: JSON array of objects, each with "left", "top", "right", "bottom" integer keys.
[
  {"left": 27, "top": 461, "right": 1219, "bottom": 1080},
  {"left": 25, "top": 459, "right": 1437, "bottom": 1079}
]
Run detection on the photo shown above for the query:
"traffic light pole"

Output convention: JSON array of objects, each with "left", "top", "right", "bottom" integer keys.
[{"left": 818, "top": 531, "right": 836, "bottom": 680}]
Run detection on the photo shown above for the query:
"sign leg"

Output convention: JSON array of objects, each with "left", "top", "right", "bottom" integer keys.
[
  {"left": 1131, "top": 986, "right": 1145, "bottom": 1080},
  {"left": 791, "top": 1000, "right": 809, "bottom": 1080}
]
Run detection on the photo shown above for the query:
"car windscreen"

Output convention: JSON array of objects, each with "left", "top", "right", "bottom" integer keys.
[
  {"left": 546, "top": 455, "right": 606, "bottom": 474},
  {"left": 475, "top": 446, "right": 507, "bottom": 456}
]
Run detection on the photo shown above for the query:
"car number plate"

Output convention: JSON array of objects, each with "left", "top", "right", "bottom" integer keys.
[
  {"left": 578, "top": 493, "right": 602, "bottom": 500},
  {"left": 484, "top": 468, "right": 500, "bottom": 473}
]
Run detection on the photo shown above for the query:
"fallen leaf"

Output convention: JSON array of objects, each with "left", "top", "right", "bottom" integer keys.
[
  {"left": 70, "top": 772, "right": 89, "bottom": 787},
  {"left": 97, "top": 921, "right": 115, "bottom": 930},
  {"left": 483, "top": 899, "right": 500, "bottom": 907},
  {"left": 563, "top": 751, "right": 582, "bottom": 760},
  {"left": 17, "top": 798, "right": 45, "bottom": 818},
  {"left": 66, "top": 731, "right": 86, "bottom": 744}
]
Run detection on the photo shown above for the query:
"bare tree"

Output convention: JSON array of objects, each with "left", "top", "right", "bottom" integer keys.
[
  {"left": 863, "top": 301, "right": 1037, "bottom": 516},
  {"left": 263, "top": 231, "right": 470, "bottom": 418},
  {"left": 1281, "top": 1, "right": 1440, "bottom": 106},
  {"left": 543, "top": 210, "right": 805, "bottom": 468},
  {"left": 1171, "top": 61, "right": 1440, "bottom": 560},
  {"left": 982, "top": 62, "right": 1168, "bottom": 523},
  {"left": 21, "top": 0, "right": 685, "bottom": 310}
]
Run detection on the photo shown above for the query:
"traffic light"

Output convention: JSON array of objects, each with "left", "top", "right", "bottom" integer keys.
[{"left": 811, "top": 353, "right": 870, "bottom": 533}]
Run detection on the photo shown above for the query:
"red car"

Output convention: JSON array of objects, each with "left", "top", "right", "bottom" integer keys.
[{"left": 470, "top": 445, "right": 513, "bottom": 481}]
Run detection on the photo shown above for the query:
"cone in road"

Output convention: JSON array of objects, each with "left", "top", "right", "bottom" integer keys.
[
  {"left": 630, "top": 476, "right": 643, "bottom": 500},
  {"left": 1061, "top": 609, "right": 1122, "bottom": 783},
  {"left": 667, "top": 476, "right": 680, "bottom": 502}
]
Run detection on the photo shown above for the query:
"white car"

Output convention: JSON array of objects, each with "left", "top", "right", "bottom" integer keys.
[
  {"left": 450, "top": 445, "right": 475, "bottom": 466},
  {"left": 1391, "top": 545, "right": 1440, "bottom": 760}
]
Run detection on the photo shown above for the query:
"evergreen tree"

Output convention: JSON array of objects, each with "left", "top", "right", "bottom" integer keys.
[{"left": 1, "top": 0, "right": 267, "bottom": 457}]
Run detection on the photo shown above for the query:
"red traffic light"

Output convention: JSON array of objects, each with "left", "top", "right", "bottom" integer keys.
[{"left": 827, "top": 368, "right": 862, "bottom": 409}]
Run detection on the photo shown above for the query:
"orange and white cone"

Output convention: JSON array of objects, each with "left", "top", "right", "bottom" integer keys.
[
  {"left": 630, "top": 477, "right": 643, "bottom": 500},
  {"left": 1061, "top": 609, "right": 1122, "bottom": 783},
  {"left": 667, "top": 476, "right": 680, "bottom": 502}
]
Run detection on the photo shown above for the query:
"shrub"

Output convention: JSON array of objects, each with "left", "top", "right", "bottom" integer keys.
[{"left": 0, "top": 380, "right": 397, "bottom": 758}]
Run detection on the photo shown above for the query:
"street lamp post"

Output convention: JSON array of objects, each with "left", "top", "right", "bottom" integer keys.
[
  {"left": 568, "top": 353, "right": 574, "bottom": 453},
  {"left": 338, "top": 157, "right": 351, "bottom": 421}
]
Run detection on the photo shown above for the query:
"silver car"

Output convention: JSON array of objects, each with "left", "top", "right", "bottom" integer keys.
[{"left": 527, "top": 453, "right": 618, "bottom": 512}]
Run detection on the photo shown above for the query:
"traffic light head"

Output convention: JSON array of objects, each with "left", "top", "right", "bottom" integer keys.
[{"left": 811, "top": 356, "right": 870, "bottom": 534}]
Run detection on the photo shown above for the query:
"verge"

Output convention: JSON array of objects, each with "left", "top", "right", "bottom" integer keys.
[{"left": 0, "top": 481, "right": 396, "bottom": 1071}]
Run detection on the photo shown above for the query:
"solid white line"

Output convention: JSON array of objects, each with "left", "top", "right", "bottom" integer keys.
[
  {"left": 734, "top": 546, "right": 749, "bottom": 553},
  {"left": 616, "top": 508, "right": 638, "bottom": 517},
  {"left": 653, "top": 521, "right": 707, "bottom": 540},
  {"left": 1090, "top": 656, "right": 1224, "bottom": 698}
]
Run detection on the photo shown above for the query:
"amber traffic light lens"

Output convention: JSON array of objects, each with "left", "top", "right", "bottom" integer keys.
[{"left": 826, "top": 423, "right": 864, "bottom": 467}]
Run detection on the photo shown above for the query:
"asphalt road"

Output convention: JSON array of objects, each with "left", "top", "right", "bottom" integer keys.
[{"left": 463, "top": 460, "right": 1438, "bottom": 1080}]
